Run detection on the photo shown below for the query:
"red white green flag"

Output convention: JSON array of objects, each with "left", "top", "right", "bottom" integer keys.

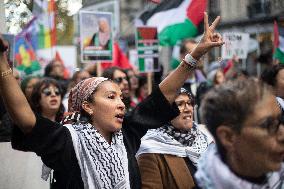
[
  {"left": 138, "top": 0, "right": 207, "bottom": 46},
  {"left": 274, "top": 20, "right": 284, "bottom": 64}
]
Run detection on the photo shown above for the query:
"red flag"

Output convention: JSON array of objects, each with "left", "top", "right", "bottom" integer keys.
[
  {"left": 50, "top": 0, "right": 56, "bottom": 47},
  {"left": 274, "top": 20, "right": 280, "bottom": 51},
  {"left": 55, "top": 51, "right": 69, "bottom": 79},
  {"left": 102, "top": 42, "right": 133, "bottom": 70}
]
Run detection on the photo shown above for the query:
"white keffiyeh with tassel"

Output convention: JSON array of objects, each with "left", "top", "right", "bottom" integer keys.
[{"left": 136, "top": 122, "right": 210, "bottom": 166}]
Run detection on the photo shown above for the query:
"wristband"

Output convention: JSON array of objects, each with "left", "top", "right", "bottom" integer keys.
[
  {"left": 1, "top": 68, "right": 12, "bottom": 78},
  {"left": 184, "top": 54, "right": 198, "bottom": 68}
]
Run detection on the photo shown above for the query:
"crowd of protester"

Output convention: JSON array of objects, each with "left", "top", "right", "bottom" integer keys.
[{"left": 1, "top": 13, "right": 284, "bottom": 189}]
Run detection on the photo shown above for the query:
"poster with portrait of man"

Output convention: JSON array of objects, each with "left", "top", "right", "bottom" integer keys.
[{"left": 79, "top": 11, "right": 113, "bottom": 63}]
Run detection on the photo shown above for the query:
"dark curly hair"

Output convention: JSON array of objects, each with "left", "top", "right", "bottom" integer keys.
[{"left": 30, "top": 78, "right": 65, "bottom": 122}]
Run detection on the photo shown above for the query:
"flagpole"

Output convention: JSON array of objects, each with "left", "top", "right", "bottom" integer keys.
[
  {"left": 147, "top": 72, "right": 152, "bottom": 95},
  {"left": 97, "top": 61, "right": 102, "bottom": 77},
  {"left": 48, "top": 0, "right": 56, "bottom": 60}
]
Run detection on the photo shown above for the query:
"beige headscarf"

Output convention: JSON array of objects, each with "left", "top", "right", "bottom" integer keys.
[{"left": 68, "top": 77, "right": 108, "bottom": 112}]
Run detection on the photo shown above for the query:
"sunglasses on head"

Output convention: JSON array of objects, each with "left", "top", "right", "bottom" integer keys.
[
  {"left": 113, "top": 77, "right": 128, "bottom": 84},
  {"left": 42, "top": 88, "right": 61, "bottom": 96}
]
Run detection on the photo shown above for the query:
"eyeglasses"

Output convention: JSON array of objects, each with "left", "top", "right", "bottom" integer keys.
[
  {"left": 42, "top": 88, "right": 61, "bottom": 96},
  {"left": 176, "top": 100, "right": 194, "bottom": 111},
  {"left": 257, "top": 114, "right": 284, "bottom": 134},
  {"left": 113, "top": 77, "right": 128, "bottom": 84}
]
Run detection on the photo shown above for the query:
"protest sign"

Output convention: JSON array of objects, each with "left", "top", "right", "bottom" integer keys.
[
  {"left": 135, "top": 27, "right": 159, "bottom": 73},
  {"left": 221, "top": 32, "right": 249, "bottom": 59},
  {"left": 81, "top": 1, "right": 119, "bottom": 37},
  {"left": 80, "top": 11, "right": 113, "bottom": 63}
]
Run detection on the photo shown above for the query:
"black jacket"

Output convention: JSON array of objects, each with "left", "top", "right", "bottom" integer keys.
[{"left": 12, "top": 87, "right": 179, "bottom": 189}]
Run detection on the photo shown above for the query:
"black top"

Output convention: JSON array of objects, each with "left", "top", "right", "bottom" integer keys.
[
  {"left": 0, "top": 113, "right": 13, "bottom": 142},
  {"left": 12, "top": 87, "right": 180, "bottom": 189}
]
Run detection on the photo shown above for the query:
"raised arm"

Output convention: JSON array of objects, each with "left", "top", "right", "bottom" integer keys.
[
  {"left": 159, "top": 12, "right": 224, "bottom": 103},
  {"left": 0, "top": 38, "right": 36, "bottom": 134}
]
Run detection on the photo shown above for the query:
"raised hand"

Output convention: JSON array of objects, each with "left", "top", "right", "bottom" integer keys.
[{"left": 191, "top": 12, "right": 224, "bottom": 61}]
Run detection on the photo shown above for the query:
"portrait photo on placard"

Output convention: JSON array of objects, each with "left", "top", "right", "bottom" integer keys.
[{"left": 80, "top": 11, "right": 113, "bottom": 63}]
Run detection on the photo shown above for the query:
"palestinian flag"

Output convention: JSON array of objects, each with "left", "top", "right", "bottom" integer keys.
[
  {"left": 138, "top": 0, "right": 207, "bottom": 46},
  {"left": 274, "top": 20, "right": 284, "bottom": 64}
]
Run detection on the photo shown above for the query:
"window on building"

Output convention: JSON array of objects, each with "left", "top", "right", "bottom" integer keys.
[
  {"left": 208, "top": 0, "right": 220, "bottom": 20},
  {"left": 247, "top": 0, "right": 271, "bottom": 18}
]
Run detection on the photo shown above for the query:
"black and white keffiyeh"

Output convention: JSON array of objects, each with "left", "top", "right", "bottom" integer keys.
[
  {"left": 65, "top": 122, "right": 130, "bottom": 189},
  {"left": 137, "top": 122, "right": 210, "bottom": 166},
  {"left": 158, "top": 123, "right": 203, "bottom": 147},
  {"left": 276, "top": 97, "right": 284, "bottom": 112}
]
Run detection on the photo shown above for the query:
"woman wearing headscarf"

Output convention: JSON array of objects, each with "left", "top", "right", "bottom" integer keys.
[
  {"left": 0, "top": 13, "right": 224, "bottom": 189},
  {"left": 136, "top": 88, "right": 213, "bottom": 189}
]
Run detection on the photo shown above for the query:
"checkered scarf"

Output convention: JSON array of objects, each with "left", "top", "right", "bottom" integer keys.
[
  {"left": 137, "top": 123, "right": 210, "bottom": 166},
  {"left": 65, "top": 123, "right": 130, "bottom": 189}
]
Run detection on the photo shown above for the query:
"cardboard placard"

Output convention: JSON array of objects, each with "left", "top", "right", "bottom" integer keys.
[
  {"left": 135, "top": 27, "right": 159, "bottom": 73},
  {"left": 80, "top": 11, "right": 113, "bottom": 63},
  {"left": 221, "top": 32, "right": 249, "bottom": 59}
]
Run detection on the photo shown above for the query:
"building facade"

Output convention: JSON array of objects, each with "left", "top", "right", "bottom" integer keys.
[
  {"left": 208, "top": 0, "right": 284, "bottom": 75},
  {"left": 82, "top": 0, "right": 147, "bottom": 38}
]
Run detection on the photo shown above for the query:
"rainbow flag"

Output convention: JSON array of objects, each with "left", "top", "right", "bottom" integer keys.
[
  {"left": 15, "top": 18, "right": 41, "bottom": 74},
  {"left": 14, "top": 0, "right": 56, "bottom": 74},
  {"left": 32, "top": 0, "right": 56, "bottom": 49}
]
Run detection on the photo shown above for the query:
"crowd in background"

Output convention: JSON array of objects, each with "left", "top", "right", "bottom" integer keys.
[{"left": 1, "top": 14, "right": 284, "bottom": 188}]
